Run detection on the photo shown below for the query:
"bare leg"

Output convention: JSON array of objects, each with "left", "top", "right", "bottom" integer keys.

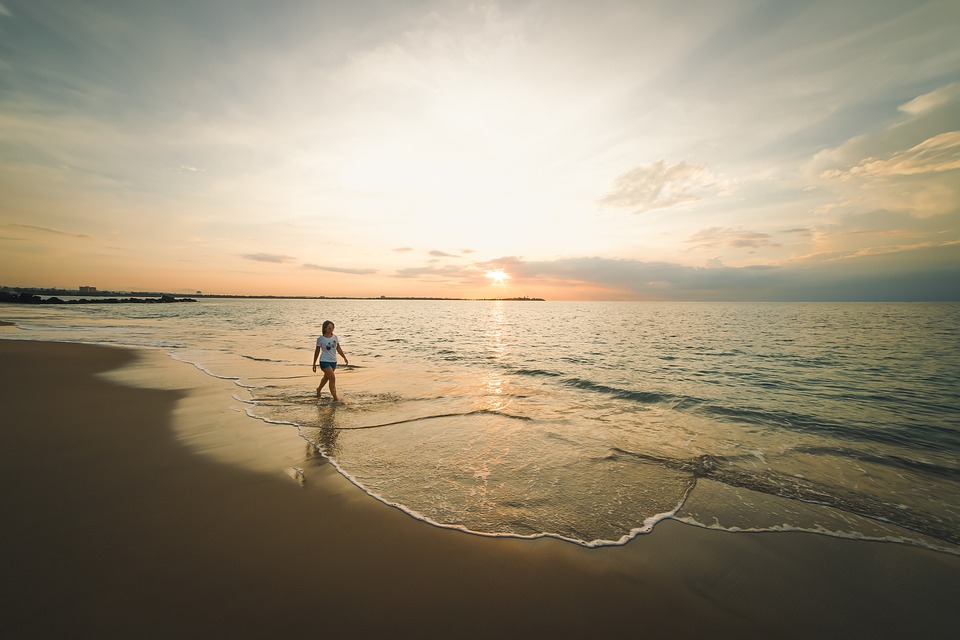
[
  {"left": 327, "top": 370, "right": 339, "bottom": 402},
  {"left": 316, "top": 368, "right": 331, "bottom": 397}
]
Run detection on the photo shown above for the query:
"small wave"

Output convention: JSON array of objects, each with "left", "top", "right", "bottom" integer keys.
[
  {"left": 511, "top": 367, "right": 563, "bottom": 378},
  {"left": 672, "top": 516, "right": 960, "bottom": 557},
  {"left": 692, "top": 404, "right": 960, "bottom": 452},
  {"left": 230, "top": 393, "right": 255, "bottom": 404},
  {"left": 609, "top": 446, "right": 960, "bottom": 548},
  {"left": 562, "top": 377, "right": 679, "bottom": 404},
  {"left": 169, "top": 355, "right": 241, "bottom": 381},
  {"left": 241, "top": 354, "right": 288, "bottom": 363},
  {"left": 243, "top": 408, "right": 299, "bottom": 427},
  {"left": 328, "top": 409, "right": 532, "bottom": 431},
  {"left": 563, "top": 376, "right": 960, "bottom": 451},
  {"left": 790, "top": 445, "right": 960, "bottom": 479}
]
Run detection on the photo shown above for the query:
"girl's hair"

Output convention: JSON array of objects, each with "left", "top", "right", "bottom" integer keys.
[{"left": 322, "top": 320, "right": 334, "bottom": 334}]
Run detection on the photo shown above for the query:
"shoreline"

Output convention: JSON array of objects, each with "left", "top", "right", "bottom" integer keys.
[{"left": 2, "top": 338, "right": 959, "bottom": 638}]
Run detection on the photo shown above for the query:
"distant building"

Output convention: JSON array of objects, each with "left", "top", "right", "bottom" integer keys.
[
  {"left": 196, "top": 290, "right": 202, "bottom": 295},
  {"left": 79, "top": 286, "right": 97, "bottom": 293}
]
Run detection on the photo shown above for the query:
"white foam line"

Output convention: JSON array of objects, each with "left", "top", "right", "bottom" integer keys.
[
  {"left": 243, "top": 408, "right": 299, "bottom": 428},
  {"left": 672, "top": 516, "right": 960, "bottom": 557},
  {"left": 169, "top": 354, "right": 241, "bottom": 381}
]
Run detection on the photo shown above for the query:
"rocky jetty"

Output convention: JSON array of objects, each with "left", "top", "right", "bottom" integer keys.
[{"left": 1, "top": 292, "right": 196, "bottom": 305}]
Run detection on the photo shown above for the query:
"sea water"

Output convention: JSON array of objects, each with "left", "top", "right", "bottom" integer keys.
[{"left": 3, "top": 299, "right": 958, "bottom": 552}]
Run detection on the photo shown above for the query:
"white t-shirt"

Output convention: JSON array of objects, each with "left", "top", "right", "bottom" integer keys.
[{"left": 317, "top": 334, "right": 339, "bottom": 362}]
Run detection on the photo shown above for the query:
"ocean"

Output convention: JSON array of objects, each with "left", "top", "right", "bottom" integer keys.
[{"left": 3, "top": 298, "right": 958, "bottom": 553}]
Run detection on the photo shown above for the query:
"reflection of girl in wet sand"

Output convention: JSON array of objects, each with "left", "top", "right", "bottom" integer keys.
[{"left": 312, "top": 320, "right": 348, "bottom": 402}]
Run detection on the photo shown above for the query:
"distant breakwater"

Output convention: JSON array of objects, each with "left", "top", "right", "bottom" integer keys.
[{"left": 1, "top": 292, "right": 196, "bottom": 305}]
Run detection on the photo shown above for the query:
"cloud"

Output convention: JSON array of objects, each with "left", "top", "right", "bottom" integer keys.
[
  {"left": 4, "top": 224, "right": 91, "bottom": 239},
  {"left": 0, "top": 4, "right": 10, "bottom": 18},
  {"left": 812, "top": 83, "right": 960, "bottom": 219},
  {"left": 303, "top": 264, "right": 378, "bottom": 275},
  {"left": 428, "top": 250, "right": 460, "bottom": 258},
  {"left": 487, "top": 245, "right": 960, "bottom": 301},
  {"left": 686, "top": 227, "right": 779, "bottom": 250},
  {"left": 393, "top": 263, "right": 481, "bottom": 283},
  {"left": 242, "top": 253, "right": 296, "bottom": 263},
  {"left": 821, "top": 131, "right": 960, "bottom": 181},
  {"left": 811, "top": 83, "right": 960, "bottom": 176},
  {"left": 599, "top": 160, "right": 734, "bottom": 214},
  {"left": 898, "top": 83, "right": 960, "bottom": 116},
  {"left": 393, "top": 247, "right": 414, "bottom": 253}
]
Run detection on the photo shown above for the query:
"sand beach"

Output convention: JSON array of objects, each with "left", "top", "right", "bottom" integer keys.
[{"left": 2, "top": 337, "right": 959, "bottom": 639}]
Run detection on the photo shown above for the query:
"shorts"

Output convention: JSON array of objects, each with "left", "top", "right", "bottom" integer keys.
[{"left": 319, "top": 361, "right": 337, "bottom": 371}]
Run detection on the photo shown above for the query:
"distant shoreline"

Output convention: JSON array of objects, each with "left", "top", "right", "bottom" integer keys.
[{"left": 0, "top": 288, "right": 545, "bottom": 303}]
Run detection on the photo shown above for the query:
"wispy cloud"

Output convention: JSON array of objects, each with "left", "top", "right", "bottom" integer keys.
[
  {"left": 429, "top": 250, "right": 459, "bottom": 258},
  {"left": 811, "top": 82, "right": 960, "bottom": 220},
  {"left": 687, "top": 227, "right": 779, "bottom": 251},
  {"left": 822, "top": 131, "right": 960, "bottom": 181},
  {"left": 898, "top": 83, "right": 960, "bottom": 116},
  {"left": 242, "top": 253, "right": 296, "bottom": 263},
  {"left": 304, "top": 264, "right": 378, "bottom": 275},
  {"left": 0, "top": 4, "right": 11, "bottom": 19},
  {"left": 599, "top": 160, "right": 734, "bottom": 214},
  {"left": 393, "top": 263, "right": 481, "bottom": 283},
  {"left": 4, "top": 224, "right": 91, "bottom": 239}
]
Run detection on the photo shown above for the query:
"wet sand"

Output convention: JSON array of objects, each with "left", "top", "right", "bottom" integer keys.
[{"left": 2, "top": 338, "right": 958, "bottom": 639}]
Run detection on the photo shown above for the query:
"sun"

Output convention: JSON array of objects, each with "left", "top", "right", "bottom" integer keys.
[{"left": 484, "top": 269, "right": 510, "bottom": 286}]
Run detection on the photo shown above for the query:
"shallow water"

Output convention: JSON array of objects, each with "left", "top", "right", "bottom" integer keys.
[{"left": 4, "top": 299, "right": 959, "bottom": 552}]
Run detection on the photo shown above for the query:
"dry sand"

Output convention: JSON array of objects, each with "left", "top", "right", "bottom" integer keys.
[{"left": 2, "top": 338, "right": 958, "bottom": 639}]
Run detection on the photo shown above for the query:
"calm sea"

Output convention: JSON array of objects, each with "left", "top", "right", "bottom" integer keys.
[{"left": 3, "top": 299, "right": 959, "bottom": 553}]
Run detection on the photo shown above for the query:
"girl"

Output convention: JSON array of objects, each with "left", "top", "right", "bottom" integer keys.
[{"left": 312, "top": 320, "right": 349, "bottom": 402}]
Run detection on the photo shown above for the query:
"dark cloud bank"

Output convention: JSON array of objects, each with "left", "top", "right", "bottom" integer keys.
[{"left": 491, "top": 243, "right": 960, "bottom": 301}]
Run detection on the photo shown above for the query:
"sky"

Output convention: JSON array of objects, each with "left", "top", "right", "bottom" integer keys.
[{"left": 1, "top": 0, "right": 959, "bottom": 300}]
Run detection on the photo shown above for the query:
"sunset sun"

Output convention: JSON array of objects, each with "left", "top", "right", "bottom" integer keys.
[{"left": 484, "top": 269, "right": 510, "bottom": 286}]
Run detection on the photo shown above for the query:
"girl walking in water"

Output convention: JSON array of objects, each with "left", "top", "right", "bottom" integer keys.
[{"left": 312, "top": 320, "right": 348, "bottom": 402}]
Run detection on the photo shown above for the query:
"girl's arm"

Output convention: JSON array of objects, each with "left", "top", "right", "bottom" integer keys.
[
  {"left": 337, "top": 343, "right": 349, "bottom": 365},
  {"left": 312, "top": 345, "right": 321, "bottom": 370}
]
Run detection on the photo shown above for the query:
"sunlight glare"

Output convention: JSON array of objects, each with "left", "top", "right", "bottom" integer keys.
[{"left": 485, "top": 269, "right": 510, "bottom": 285}]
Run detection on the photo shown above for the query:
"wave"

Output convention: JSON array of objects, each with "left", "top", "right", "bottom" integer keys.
[
  {"left": 241, "top": 354, "right": 288, "bottom": 363},
  {"left": 790, "top": 445, "right": 960, "bottom": 479},
  {"left": 560, "top": 376, "right": 960, "bottom": 451},
  {"left": 561, "top": 377, "right": 679, "bottom": 404},
  {"left": 315, "top": 409, "right": 532, "bottom": 431},
  {"left": 511, "top": 367, "right": 563, "bottom": 378},
  {"left": 170, "top": 355, "right": 241, "bottom": 381},
  {"left": 608, "top": 447, "right": 960, "bottom": 547}
]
